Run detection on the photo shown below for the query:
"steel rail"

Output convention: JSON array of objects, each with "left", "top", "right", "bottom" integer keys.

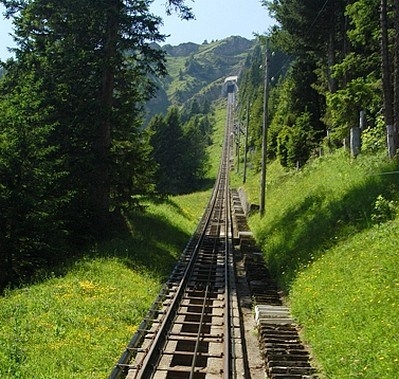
[
  {"left": 110, "top": 92, "right": 236, "bottom": 379},
  {"left": 223, "top": 91, "right": 234, "bottom": 378},
  {"left": 188, "top": 281, "right": 213, "bottom": 379},
  {"left": 188, "top": 181, "right": 225, "bottom": 379},
  {"left": 132, "top": 194, "right": 224, "bottom": 378},
  {"left": 131, "top": 126, "right": 233, "bottom": 378}
]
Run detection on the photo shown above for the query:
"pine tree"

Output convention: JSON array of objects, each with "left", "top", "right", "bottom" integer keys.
[
  {"left": 149, "top": 107, "right": 185, "bottom": 195},
  {"left": 0, "top": 0, "right": 177, "bottom": 236},
  {"left": 0, "top": 67, "right": 69, "bottom": 286}
]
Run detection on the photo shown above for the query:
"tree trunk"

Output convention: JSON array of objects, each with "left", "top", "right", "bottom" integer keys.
[
  {"left": 327, "top": 29, "right": 337, "bottom": 93},
  {"left": 94, "top": 0, "right": 119, "bottom": 233},
  {"left": 394, "top": 0, "right": 399, "bottom": 149},
  {"left": 342, "top": 9, "right": 350, "bottom": 87},
  {"left": 381, "top": 0, "right": 396, "bottom": 157},
  {"left": 327, "top": 0, "right": 337, "bottom": 93}
]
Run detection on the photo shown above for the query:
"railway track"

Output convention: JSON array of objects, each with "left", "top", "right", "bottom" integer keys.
[
  {"left": 110, "top": 85, "right": 318, "bottom": 378},
  {"left": 109, "top": 91, "right": 239, "bottom": 379}
]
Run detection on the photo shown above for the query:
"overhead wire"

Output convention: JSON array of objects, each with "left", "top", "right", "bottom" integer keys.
[
  {"left": 304, "top": 0, "right": 331, "bottom": 40},
  {"left": 266, "top": 0, "right": 331, "bottom": 80}
]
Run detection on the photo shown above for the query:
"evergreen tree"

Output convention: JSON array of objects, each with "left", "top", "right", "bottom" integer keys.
[
  {"left": 0, "top": 0, "right": 194, "bottom": 286},
  {"left": 0, "top": 0, "right": 176, "bottom": 237},
  {"left": 182, "top": 115, "right": 210, "bottom": 186},
  {"left": 150, "top": 107, "right": 185, "bottom": 195},
  {"left": 0, "top": 68, "right": 69, "bottom": 287},
  {"left": 149, "top": 106, "right": 211, "bottom": 195},
  {"left": 322, "top": 0, "right": 382, "bottom": 143}
]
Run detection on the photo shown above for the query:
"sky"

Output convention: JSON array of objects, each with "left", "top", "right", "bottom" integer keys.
[
  {"left": 0, "top": 1, "right": 274, "bottom": 60},
  {"left": 151, "top": 0, "right": 274, "bottom": 45}
]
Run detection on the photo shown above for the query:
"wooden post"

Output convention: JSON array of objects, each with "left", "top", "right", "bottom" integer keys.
[
  {"left": 359, "top": 110, "right": 366, "bottom": 131},
  {"left": 260, "top": 41, "right": 270, "bottom": 216},
  {"left": 350, "top": 126, "right": 361, "bottom": 157},
  {"left": 387, "top": 124, "right": 396, "bottom": 157},
  {"left": 236, "top": 124, "right": 240, "bottom": 174}
]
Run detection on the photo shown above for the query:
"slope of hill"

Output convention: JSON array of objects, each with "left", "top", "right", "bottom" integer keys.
[
  {"left": 147, "top": 36, "right": 255, "bottom": 117},
  {"left": 0, "top": 99, "right": 229, "bottom": 379},
  {"left": 237, "top": 150, "right": 399, "bottom": 378}
]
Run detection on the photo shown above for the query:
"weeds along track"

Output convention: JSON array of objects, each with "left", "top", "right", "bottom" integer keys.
[{"left": 109, "top": 92, "right": 239, "bottom": 379}]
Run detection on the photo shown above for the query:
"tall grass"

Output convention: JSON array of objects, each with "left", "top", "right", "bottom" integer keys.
[
  {"left": 240, "top": 149, "right": 399, "bottom": 378},
  {"left": 248, "top": 150, "right": 399, "bottom": 289}
]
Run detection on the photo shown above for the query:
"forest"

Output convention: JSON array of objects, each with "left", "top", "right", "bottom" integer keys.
[
  {"left": 0, "top": 0, "right": 210, "bottom": 290},
  {"left": 237, "top": 0, "right": 399, "bottom": 170}
]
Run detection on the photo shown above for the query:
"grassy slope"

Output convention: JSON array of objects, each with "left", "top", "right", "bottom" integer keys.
[
  {"left": 238, "top": 150, "right": 399, "bottom": 378},
  {"left": 0, "top": 192, "right": 210, "bottom": 379},
  {"left": 0, "top": 101, "right": 227, "bottom": 379}
]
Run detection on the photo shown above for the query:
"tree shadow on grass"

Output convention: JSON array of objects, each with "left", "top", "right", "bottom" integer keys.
[
  {"left": 1, "top": 205, "right": 193, "bottom": 293},
  {"left": 194, "top": 178, "right": 216, "bottom": 192},
  {"left": 259, "top": 172, "right": 399, "bottom": 292},
  {"left": 105, "top": 210, "right": 192, "bottom": 279},
  {"left": 155, "top": 177, "right": 215, "bottom": 197}
]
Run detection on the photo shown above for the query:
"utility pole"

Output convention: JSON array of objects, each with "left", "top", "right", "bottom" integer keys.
[
  {"left": 381, "top": 0, "right": 395, "bottom": 157},
  {"left": 260, "top": 41, "right": 270, "bottom": 216},
  {"left": 236, "top": 123, "right": 240, "bottom": 174},
  {"left": 243, "top": 98, "right": 250, "bottom": 184},
  {"left": 394, "top": 0, "right": 399, "bottom": 147}
]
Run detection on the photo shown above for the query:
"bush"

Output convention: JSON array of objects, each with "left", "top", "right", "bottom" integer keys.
[
  {"left": 276, "top": 112, "right": 314, "bottom": 168},
  {"left": 371, "top": 194, "right": 397, "bottom": 224},
  {"left": 361, "top": 115, "right": 386, "bottom": 154}
]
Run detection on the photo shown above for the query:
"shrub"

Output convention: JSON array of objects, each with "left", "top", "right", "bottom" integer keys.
[{"left": 371, "top": 194, "right": 397, "bottom": 224}]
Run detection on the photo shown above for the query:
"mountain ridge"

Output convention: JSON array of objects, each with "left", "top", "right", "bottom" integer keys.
[{"left": 146, "top": 36, "right": 255, "bottom": 117}]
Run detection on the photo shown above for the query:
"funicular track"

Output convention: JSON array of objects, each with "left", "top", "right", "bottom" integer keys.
[
  {"left": 110, "top": 85, "right": 319, "bottom": 379},
  {"left": 109, "top": 92, "right": 239, "bottom": 379}
]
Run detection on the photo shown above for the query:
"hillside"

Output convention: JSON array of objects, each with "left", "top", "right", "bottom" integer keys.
[
  {"left": 0, "top": 99, "right": 228, "bottom": 379},
  {"left": 237, "top": 150, "right": 399, "bottom": 378},
  {"left": 146, "top": 36, "right": 255, "bottom": 117}
]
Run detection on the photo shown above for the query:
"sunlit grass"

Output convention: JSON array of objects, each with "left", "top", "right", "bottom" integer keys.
[
  {"left": 236, "top": 149, "right": 399, "bottom": 378},
  {"left": 291, "top": 219, "right": 399, "bottom": 378},
  {"left": 248, "top": 150, "right": 399, "bottom": 289},
  {"left": 206, "top": 98, "right": 227, "bottom": 180},
  {"left": 0, "top": 258, "right": 159, "bottom": 378}
]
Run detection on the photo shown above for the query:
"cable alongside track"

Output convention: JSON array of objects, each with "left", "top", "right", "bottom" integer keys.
[{"left": 110, "top": 92, "right": 238, "bottom": 379}]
